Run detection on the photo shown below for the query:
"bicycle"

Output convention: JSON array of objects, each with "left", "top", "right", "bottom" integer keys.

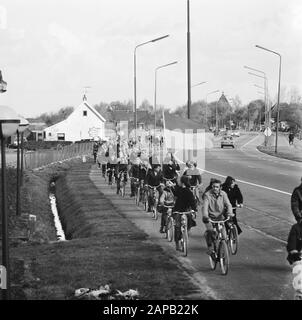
[
  {"left": 130, "top": 177, "right": 140, "bottom": 205},
  {"left": 208, "top": 217, "right": 230, "bottom": 275},
  {"left": 163, "top": 204, "right": 175, "bottom": 241},
  {"left": 145, "top": 185, "right": 161, "bottom": 220},
  {"left": 174, "top": 210, "right": 196, "bottom": 257}
]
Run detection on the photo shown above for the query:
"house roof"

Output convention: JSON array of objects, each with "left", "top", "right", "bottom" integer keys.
[
  {"left": 164, "top": 113, "right": 202, "bottom": 131},
  {"left": 84, "top": 101, "right": 106, "bottom": 122}
]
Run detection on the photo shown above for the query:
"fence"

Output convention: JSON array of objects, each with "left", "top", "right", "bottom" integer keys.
[{"left": 24, "top": 142, "right": 94, "bottom": 170}]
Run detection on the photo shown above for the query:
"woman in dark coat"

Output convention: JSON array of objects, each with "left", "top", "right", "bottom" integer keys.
[{"left": 222, "top": 176, "right": 243, "bottom": 234}]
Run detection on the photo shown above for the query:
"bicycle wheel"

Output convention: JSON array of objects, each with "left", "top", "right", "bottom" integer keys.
[
  {"left": 144, "top": 195, "right": 148, "bottom": 211},
  {"left": 218, "top": 240, "right": 230, "bottom": 275},
  {"left": 229, "top": 225, "right": 238, "bottom": 255},
  {"left": 135, "top": 187, "right": 139, "bottom": 205},
  {"left": 167, "top": 217, "right": 174, "bottom": 242},
  {"left": 182, "top": 228, "right": 188, "bottom": 257},
  {"left": 153, "top": 205, "right": 158, "bottom": 220}
]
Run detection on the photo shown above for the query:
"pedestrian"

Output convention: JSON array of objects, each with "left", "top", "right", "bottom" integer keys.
[
  {"left": 222, "top": 176, "right": 243, "bottom": 235},
  {"left": 291, "top": 177, "right": 302, "bottom": 223},
  {"left": 289, "top": 132, "right": 295, "bottom": 145}
]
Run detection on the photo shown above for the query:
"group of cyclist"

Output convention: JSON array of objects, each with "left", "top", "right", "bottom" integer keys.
[{"left": 93, "top": 138, "right": 244, "bottom": 256}]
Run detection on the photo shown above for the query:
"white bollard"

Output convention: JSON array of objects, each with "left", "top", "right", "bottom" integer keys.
[{"left": 82, "top": 155, "right": 86, "bottom": 163}]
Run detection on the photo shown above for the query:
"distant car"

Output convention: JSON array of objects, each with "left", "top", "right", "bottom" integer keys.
[
  {"left": 231, "top": 131, "right": 240, "bottom": 137},
  {"left": 221, "top": 136, "right": 235, "bottom": 148}
]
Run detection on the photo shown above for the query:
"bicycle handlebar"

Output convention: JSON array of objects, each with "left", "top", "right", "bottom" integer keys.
[
  {"left": 163, "top": 204, "right": 175, "bottom": 208},
  {"left": 146, "top": 184, "right": 161, "bottom": 189},
  {"left": 174, "top": 210, "right": 196, "bottom": 215},
  {"left": 208, "top": 217, "right": 230, "bottom": 224}
]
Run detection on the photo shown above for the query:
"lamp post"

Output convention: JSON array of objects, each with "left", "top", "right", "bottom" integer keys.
[
  {"left": 16, "top": 117, "right": 29, "bottom": 216},
  {"left": 187, "top": 0, "right": 191, "bottom": 119},
  {"left": 255, "top": 45, "right": 281, "bottom": 153},
  {"left": 154, "top": 61, "right": 178, "bottom": 136},
  {"left": 205, "top": 90, "right": 219, "bottom": 131},
  {"left": 134, "top": 34, "right": 169, "bottom": 142},
  {"left": 0, "top": 105, "right": 20, "bottom": 300}
]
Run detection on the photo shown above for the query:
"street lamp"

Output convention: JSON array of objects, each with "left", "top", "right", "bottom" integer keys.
[
  {"left": 133, "top": 34, "right": 170, "bottom": 142},
  {"left": 255, "top": 45, "right": 282, "bottom": 153},
  {"left": 0, "top": 105, "right": 20, "bottom": 300},
  {"left": 191, "top": 81, "right": 207, "bottom": 88},
  {"left": 205, "top": 90, "right": 219, "bottom": 131},
  {"left": 244, "top": 65, "right": 269, "bottom": 131},
  {"left": 187, "top": 0, "right": 192, "bottom": 119},
  {"left": 154, "top": 61, "right": 178, "bottom": 135},
  {"left": 16, "top": 116, "right": 29, "bottom": 216}
]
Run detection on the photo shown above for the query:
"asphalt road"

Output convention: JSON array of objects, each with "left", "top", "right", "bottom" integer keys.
[{"left": 90, "top": 134, "right": 299, "bottom": 299}]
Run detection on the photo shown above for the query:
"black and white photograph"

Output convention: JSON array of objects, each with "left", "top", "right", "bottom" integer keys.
[{"left": 0, "top": 0, "right": 302, "bottom": 308}]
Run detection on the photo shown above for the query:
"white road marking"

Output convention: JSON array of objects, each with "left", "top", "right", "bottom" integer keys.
[
  {"left": 175, "top": 155, "right": 292, "bottom": 196},
  {"left": 240, "top": 135, "right": 260, "bottom": 149}
]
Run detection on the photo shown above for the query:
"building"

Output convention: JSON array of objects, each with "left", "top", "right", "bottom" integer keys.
[
  {"left": 44, "top": 96, "right": 106, "bottom": 142},
  {"left": 26, "top": 121, "right": 48, "bottom": 141}
]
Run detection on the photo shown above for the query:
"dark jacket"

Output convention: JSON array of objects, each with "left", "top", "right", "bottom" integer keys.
[
  {"left": 291, "top": 185, "right": 302, "bottom": 221},
  {"left": 286, "top": 222, "right": 302, "bottom": 264},
  {"left": 145, "top": 170, "right": 163, "bottom": 187},
  {"left": 221, "top": 184, "right": 243, "bottom": 207},
  {"left": 129, "top": 164, "right": 140, "bottom": 179},
  {"left": 173, "top": 186, "right": 197, "bottom": 212},
  {"left": 162, "top": 162, "right": 180, "bottom": 180},
  {"left": 183, "top": 168, "right": 202, "bottom": 186}
]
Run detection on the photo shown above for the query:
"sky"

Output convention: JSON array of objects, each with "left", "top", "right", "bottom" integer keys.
[{"left": 0, "top": 0, "right": 301, "bottom": 117}]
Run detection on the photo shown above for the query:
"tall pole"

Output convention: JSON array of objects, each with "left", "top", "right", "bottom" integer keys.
[
  {"left": 134, "top": 49, "right": 137, "bottom": 142},
  {"left": 16, "top": 131, "right": 21, "bottom": 216},
  {"left": 206, "top": 90, "right": 219, "bottom": 131},
  {"left": 0, "top": 128, "right": 10, "bottom": 300},
  {"left": 187, "top": 0, "right": 191, "bottom": 119},
  {"left": 154, "top": 61, "right": 178, "bottom": 158},
  {"left": 275, "top": 55, "right": 282, "bottom": 153},
  {"left": 20, "top": 132, "right": 24, "bottom": 186},
  {"left": 255, "top": 45, "right": 282, "bottom": 153},
  {"left": 215, "top": 100, "right": 218, "bottom": 133},
  {"left": 133, "top": 35, "right": 169, "bottom": 142}
]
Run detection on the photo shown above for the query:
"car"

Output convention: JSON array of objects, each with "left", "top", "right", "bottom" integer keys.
[
  {"left": 231, "top": 131, "right": 240, "bottom": 137},
  {"left": 221, "top": 136, "right": 235, "bottom": 148}
]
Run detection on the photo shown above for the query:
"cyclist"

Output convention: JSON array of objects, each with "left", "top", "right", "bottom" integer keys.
[
  {"left": 145, "top": 164, "right": 164, "bottom": 212},
  {"left": 286, "top": 220, "right": 302, "bottom": 265},
  {"left": 158, "top": 180, "right": 175, "bottom": 233},
  {"left": 107, "top": 143, "right": 118, "bottom": 185},
  {"left": 116, "top": 150, "right": 128, "bottom": 195},
  {"left": 92, "top": 141, "right": 99, "bottom": 163},
  {"left": 173, "top": 175, "right": 197, "bottom": 251},
  {"left": 129, "top": 156, "right": 142, "bottom": 197},
  {"left": 291, "top": 177, "right": 302, "bottom": 223},
  {"left": 97, "top": 142, "right": 108, "bottom": 177},
  {"left": 162, "top": 152, "right": 180, "bottom": 184},
  {"left": 222, "top": 176, "right": 243, "bottom": 235},
  {"left": 202, "top": 179, "right": 233, "bottom": 255},
  {"left": 183, "top": 161, "right": 202, "bottom": 204}
]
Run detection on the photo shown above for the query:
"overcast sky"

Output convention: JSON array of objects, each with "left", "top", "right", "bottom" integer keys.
[{"left": 0, "top": 0, "right": 301, "bottom": 117}]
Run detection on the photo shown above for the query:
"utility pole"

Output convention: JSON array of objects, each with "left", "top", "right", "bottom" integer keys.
[{"left": 187, "top": 0, "right": 191, "bottom": 119}]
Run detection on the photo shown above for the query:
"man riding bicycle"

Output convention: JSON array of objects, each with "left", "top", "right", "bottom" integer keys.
[
  {"left": 162, "top": 152, "right": 180, "bottom": 185},
  {"left": 172, "top": 175, "right": 197, "bottom": 251},
  {"left": 202, "top": 179, "right": 234, "bottom": 255},
  {"left": 183, "top": 161, "right": 202, "bottom": 204},
  {"left": 158, "top": 180, "right": 175, "bottom": 234},
  {"left": 145, "top": 164, "right": 164, "bottom": 212},
  {"left": 129, "top": 156, "right": 142, "bottom": 197}
]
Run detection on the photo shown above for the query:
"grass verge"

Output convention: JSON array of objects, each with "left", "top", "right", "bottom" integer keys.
[{"left": 7, "top": 158, "right": 205, "bottom": 300}]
